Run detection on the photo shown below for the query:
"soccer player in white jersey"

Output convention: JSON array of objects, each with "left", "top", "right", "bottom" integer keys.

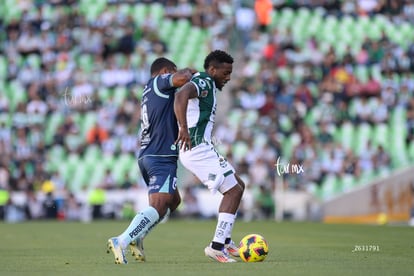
[{"left": 174, "top": 50, "right": 245, "bottom": 263}]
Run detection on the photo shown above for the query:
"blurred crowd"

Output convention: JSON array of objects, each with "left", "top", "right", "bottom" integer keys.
[
  {"left": 1, "top": 0, "right": 414, "bottom": 221},
  {"left": 219, "top": 0, "right": 414, "bottom": 196}
]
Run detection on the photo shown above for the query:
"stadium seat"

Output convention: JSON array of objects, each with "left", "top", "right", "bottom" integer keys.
[
  {"left": 320, "top": 174, "right": 340, "bottom": 200},
  {"left": 117, "top": 3, "right": 133, "bottom": 17},
  {"left": 45, "top": 145, "right": 66, "bottom": 172},
  {"left": 134, "top": 85, "right": 144, "bottom": 100},
  {"left": 70, "top": 165, "right": 89, "bottom": 192},
  {"left": 304, "top": 107, "right": 319, "bottom": 126},
  {"left": 45, "top": 113, "right": 64, "bottom": 145},
  {"left": 338, "top": 122, "right": 354, "bottom": 151},
  {"left": 80, "top": 0, "right": 106, "bottom": 22},
  {"left": 278, "top": 7, "right": 295, "bottom": 29},
  {"left": 243, "top": 110, "right": 259, "bottom": 127},
  {"left": 26, "top": 54, "right": 41, "bottom": 70},
  {"left": 341, "top": 174, "right": 357, "bottom": 192},
  {"left": 253, "top": 133, "right": 268, "bottom": 150},
  {"left": 371, "top": 123, "right": 389, "bottom": 150},
  {"left": 128, "top": 161, "right": 140, "bottom": 182},
  {"left": 281, "top": 133, "right": 300, "bottom": 160},
  {"left": 0, "top": 55, "right": 7, "bottom": 80},
  {"left": 227, "top": 109, "right": 243, "bottom": 128},
  {"left": 101, "top": 154, "right": 116, "bottom": 170},
  {"left": 98, "top": 86, "right": 111, "bottom": 102},
  {"left": 110, "top": 154, "right": 134, "bottom": 184},
  {"left": 279, "top": 114, "right": 293, "bottom": 133},
  {"left": 232, "top": 141, "right": 249, "bottom": 163},
  {"left": 277, "top": 67, "right": 291, "bottom": 83},
  {"left": 81, "top": 112, "right": 97, "bottom": 138},
  {"left": 390, "top": 106, "right": 406, "bottom": 125},
  {"left": 389, "top": 139, "right": 408, "bottom": 168},
  {"left": 132, "top": 4, "right": 148, "bottom": 25},
  {"left": 89, "top": 162, "right": 106, "bottom": 188},
  {"left": 3, "top": 0, "right": 22, "bottom": 23},
  {"left": 408, "top": 141, "right": 414, "bottom": 162},
  {"left": 84, "top": 144, "right": 101, "bottom": 163},
  {"left": 353, "top": 123, "right": 372, "bottom": 155},
  {"left": 0, "top": 113, "right": 11, "bottom": 127},
  {"left": 113, "top": 86, "right": 128, "bottom": 106},
  {"left": 159, "top": 19, "right": 174, "bottom": 41},
  {"left": 148, "top": 2, "right": 164, "bottom": 25},
  {"left": 77, "top": 54, "right": 93, "bottom": 73},
  {"left": 66, "top": 153, "right": 81, "bottom": 173},
  {"left": 58, "top": 162, "right": 72, "bottom": 184},
  {"left": 40, "top": 3, "right": 54, "bottom": 21},
  {"left": 358, "top": 170, "right": 376, "bottom": 185},
  {"left": 354, "top": 65, "right": 369, "bottom": 82},
  {"left": 7, "top": 80, "right": 27, "bottom": 110}
]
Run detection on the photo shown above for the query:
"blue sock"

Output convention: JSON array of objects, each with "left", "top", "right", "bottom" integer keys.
[
  {"left": 118, "top": 206, "right": 159, "bottom": 248},
  {"left": 139, "top": 208, "right": 170, "bottom": 241},
  {"left": 159, "top": 208, "right": 171, "bottom": 223}
]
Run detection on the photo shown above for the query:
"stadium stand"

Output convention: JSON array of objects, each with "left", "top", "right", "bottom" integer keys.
[{"left": 1, "top": 0, "right": 414, "bottom": 221}]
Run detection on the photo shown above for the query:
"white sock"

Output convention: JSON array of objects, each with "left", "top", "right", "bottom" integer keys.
[
  {"left": 225, "top": 212, "right": 237, "bottom": 244},
  {"left": 118, "top": 206, "right": 159, "bottom": 248},
  {"left": 212, "top": 213, "right": 236, "bottom": 246}
]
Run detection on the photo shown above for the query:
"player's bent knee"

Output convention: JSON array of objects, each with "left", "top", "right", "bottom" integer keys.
[
  {"left": 218, "top": 173, "right": 240, "bottom": 195},
  {"left": 235, "top": 174, "right": 246, "bottom": 192},
  {"left": 169, "top": 192, "right": 181, "bottom": 213},
  {"left": 149, "top": 193, "right": 175, "bottom": 217}
]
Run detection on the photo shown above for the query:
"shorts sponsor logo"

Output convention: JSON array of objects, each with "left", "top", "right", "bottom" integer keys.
[
  {"left": 149, "top": 185, "right": 160, "bottom": 192},
  {"left": 129, "top": 217, "right": 151, "bottom": 238},
  {"left": 208, "top": 173, "right": 217, "bottom": 181},
  {"left": 149, "top": 176, "right": 157, "bottom": 185},
  {"left": 172, "top": 177, "right": 177, "bottom": 190}
]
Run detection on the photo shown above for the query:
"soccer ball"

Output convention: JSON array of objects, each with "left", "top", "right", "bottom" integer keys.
[{"left": 238, "top": 234, "right": 269, "bottom": 262}]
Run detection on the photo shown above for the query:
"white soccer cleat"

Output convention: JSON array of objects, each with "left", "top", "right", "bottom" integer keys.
[
  {"left": 129, "top": 237, "right": 146, "bottom": 262},
  {"left": 225, "top": 240, "right": 240, "bottom": 257},
  {"left": 204, "top": 246, "right": 237, "bottom": 263},
  {"left": 107, "top": 237, "right": 128, "bottom": 264}
]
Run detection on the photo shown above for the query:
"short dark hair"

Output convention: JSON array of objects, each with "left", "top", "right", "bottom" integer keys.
[
  {"left": 203, "top": 50, "right": 234, "bottom": 70},
  {"left": 150, "top": 57, "right": 177, "bottom": 75}
]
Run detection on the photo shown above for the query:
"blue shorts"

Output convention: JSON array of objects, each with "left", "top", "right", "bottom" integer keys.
[{"left": 138, "top": 156, "right": 178, "bottom": 195}]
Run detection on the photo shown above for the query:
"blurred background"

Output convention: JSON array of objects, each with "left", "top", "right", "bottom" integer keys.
[{"left": 0, "top": 0, "right": 414, "bottom": 225}]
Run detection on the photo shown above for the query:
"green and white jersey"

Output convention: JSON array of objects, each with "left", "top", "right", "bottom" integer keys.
[{"left": 187, "top": 72, "right": 217, "bottom": 146}]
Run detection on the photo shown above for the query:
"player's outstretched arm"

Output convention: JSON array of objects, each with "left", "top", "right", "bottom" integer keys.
[
  {"left": 171, "top": 68, "right": 197, "bottom": 87},
  {"left": 174, "top": 82, "right": 198, "bottom": 151}
]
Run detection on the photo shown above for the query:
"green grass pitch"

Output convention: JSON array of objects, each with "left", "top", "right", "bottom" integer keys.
[{"left": 0, "top": 220, "right": 413, "bottom": 276}]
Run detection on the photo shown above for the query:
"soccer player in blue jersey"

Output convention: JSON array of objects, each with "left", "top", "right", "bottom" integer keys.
[
  {"left": 174, "top": 50, "right": 245, "bottom": 262},
  {"left": 107, "top": 57, "right": 195, "bottom": 264}
]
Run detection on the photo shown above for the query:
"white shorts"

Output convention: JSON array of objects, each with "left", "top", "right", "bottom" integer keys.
[{"left": 179, "top": 143, "right": 237, "bottom": 194}]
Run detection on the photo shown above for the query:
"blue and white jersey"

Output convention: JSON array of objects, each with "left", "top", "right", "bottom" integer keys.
[{"left": 138, "top": 73, "right": 178, "bottom": 158}]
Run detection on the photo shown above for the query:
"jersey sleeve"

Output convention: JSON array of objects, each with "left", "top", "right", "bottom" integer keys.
[
  {"left": 190, "top": 73, "right": 213, "bottom": 98},
  {"left": 154, "top": 73, "right": 175, "bottom": 96}
]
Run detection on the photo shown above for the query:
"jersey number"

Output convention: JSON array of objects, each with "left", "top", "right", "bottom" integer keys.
[{"left": 141, "top": 104, "right": 149, "bottom": 131}]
